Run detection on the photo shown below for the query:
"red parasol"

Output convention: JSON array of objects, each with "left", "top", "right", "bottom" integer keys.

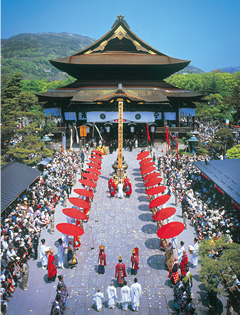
[
  {"left": 137, "top": 151, "right": 150, "bottom": 160},
  {"left": 143, "top": 172, "right": 160, "bottom": 182},
  {"left": 91, "top": 154, "right": 103, "bottom": 159},
  {"left": 86, "top": 168, "right": 101, "bottom": 176},
  {"left": 82, "top": 172, "right": 99, "bottom": 181},
  {"left": 149, "top": 194, "right": 170, "bottom": 209},
  {"left": 74, "top": 189, "right": 94, "bottom": 198},
  {"left": 145, "top": 177, "right": 163, "bottom": 188},
  {"left": 79, "top": 178, "right": 97, "bottom": 188},
  {"left": 69, "top": 197, "right": 91, "bottom": 209},
  {"left": 152, "top": 207, "right": 176, "bottom": 221},
  {"left": 141, "top": 166, "right": 156, "bottom": 175},
  {"left": 89, "top": 157, "right": 102, "bottom": 165},
  {"left": 86, "top": 162, "right": 101, "bottom": 169},
  {"left": 146, "top": 185, "right": 167, "bottom": 196},
  {"left": 157, "top": 222, "right": 185, "bottom": 239},
  {"left": 140, "top": 161, "right": 155, "bottom": 170},
  {"left": 92, "top": 150, "right": 104, "bottom": 156},
  {"left": 62, "top": 208, "right": 87, "bottom": 220},
  {"left": 139, "top": 157, "right": 153, "bottom": 165},
  {"left": 56, "top": 223, "right": 84, "bottom": 236}
]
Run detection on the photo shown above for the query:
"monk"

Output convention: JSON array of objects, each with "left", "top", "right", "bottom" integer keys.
[
  {"left": 115, "top": 255, "right": 127, "bottom": 287},
  {"left": 48, "top": 249, "right": 57, "bottom": 283},
  {"left": 124, "top": 178, "right": 132, "bottom": 197}
]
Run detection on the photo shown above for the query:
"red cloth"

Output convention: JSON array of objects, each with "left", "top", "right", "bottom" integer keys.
[
  {"left": 165, "top": 125, "right": 169, "bottom": 149},
  {"left": 109, "top": 181, "right": 116, "bottom": 196},
  {"left": 48, "top": 254, "right": 57, "bottom": 279},
  {"left": 124, "top": 180, "right": 132, "bottom": 195},
  {"left": 180, "top": 254, "right": 188, "bottom": 276},
  {"left": 115, "top": 263, "right": 127, "bottom": 284},
  {"left": 98, "top": 251, "right": 106, "bottom": 266},
  {"left": 131, "top": 255, "right": 139, "bottom": 270}
]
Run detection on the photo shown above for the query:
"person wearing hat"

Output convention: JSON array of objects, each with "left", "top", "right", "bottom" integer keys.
[
  {"left": 108, "top": 178, "right": 116, "bottom": 198},
  {"left": 124, "top": 177, "right": 132, "bottom": 198},
  {"left": 40, "top": 239, "right": 48, "bottom": 269},
  {"left": 21, "top": 257, "right": 29, "bottom": 291},
  {"left": 98, "top": 245, "right": 106, "bottom": 274},
  {"left": 130, "top": 249, "right": 139, "bottom": 275},
  {"left": 115, "top": 255, "right": 127, "bottom": 287}
]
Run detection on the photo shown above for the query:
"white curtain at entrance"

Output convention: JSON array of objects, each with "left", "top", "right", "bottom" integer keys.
[{"left": 87, "top": 111, "right": 155, "bottom": 123}]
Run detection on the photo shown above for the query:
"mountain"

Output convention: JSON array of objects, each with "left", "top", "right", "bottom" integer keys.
[
  {"left": 216, "top": 66, "right": 240, "bottom": 74},
  {"left": 1, "top": 32, "right": 95, "bottom": 81},
  {"left": 175, "top": 65, "right": 205, "bottom": 74}
]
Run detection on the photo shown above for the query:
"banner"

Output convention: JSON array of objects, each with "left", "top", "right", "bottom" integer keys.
[
  {"left": 70, "top": 128, "right": 73, "bottom": 150},
  {"left": 165, "top": 125, "right": 169, "bottom": 149},
  {"left": 146, "top": 124, "right": 151, "bottom": 143},
  {"left": 94, "top": 124, "right": 103, "bottom": 141},
  {"left": 74, "top": 125, "right": 79, "bottom": 144}
]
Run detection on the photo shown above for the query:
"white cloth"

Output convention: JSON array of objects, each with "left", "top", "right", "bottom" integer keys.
[
  {"left": 130, "top": 282, "right": 142, "bottom": 311},
  {"left": 58, "top": 243, "right": 65, "bottom": 268},
  {"left": 94, "top": 292, "right": 104, "bottom": 311},
  {"left": 106, "top": 285, "right": 117, "bottom": 308},
  {"left": 177, "top": 245, "right": 185, "bottom": 262},
  {"left": 117, "top": 183, "right": 124, "bottom": 198},
  {"left": 191, "top": 242, "right": 199, "bottom": 266},
  {"left": 120, "top": 285, "right": 130, "bottom": 305},
  {"left": 40, "top": 244, "right": 48, "bottom": 267}
]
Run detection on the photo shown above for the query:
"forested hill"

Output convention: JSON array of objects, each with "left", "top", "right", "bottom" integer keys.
[{"left": 1, "top": 32, "right": 95, "bottom": 81}]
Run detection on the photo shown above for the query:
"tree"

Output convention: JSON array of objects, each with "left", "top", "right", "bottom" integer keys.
[
  {"left": 199, "top": 235, "right": 240, "bottom": 295},
  {"left": 225, "top": 83, "right": 240, "bottom": 124},
  {"left": 227, "top": 144, "right": 240, "bottom": 159},
  {"left": 211, "top": 128, "right": 234, "bottom": 155}
]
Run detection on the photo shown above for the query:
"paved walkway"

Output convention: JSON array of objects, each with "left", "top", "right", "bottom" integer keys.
[{"left": 7, "top": 146, "right": 213, "bottom": 315}]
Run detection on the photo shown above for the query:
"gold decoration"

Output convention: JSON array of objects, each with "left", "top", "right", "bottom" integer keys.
[
  {"left": 149, "top": 50, "right": 157, "bottom": 55},
  {"left": 84, "top": 50, "right": 92, "bottom": 55},
  {"left": 114, "top": 25, "right": 127, "bottom": 35}
]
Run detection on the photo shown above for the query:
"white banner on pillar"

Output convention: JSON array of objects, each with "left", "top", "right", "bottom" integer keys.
[{"left": 87, "top": 111, "right": 155, "bottom": 123}]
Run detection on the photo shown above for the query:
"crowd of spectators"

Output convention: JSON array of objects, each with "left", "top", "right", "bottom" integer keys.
[{"left": 1, "top": 151, "right": 83, "bottom": 312}]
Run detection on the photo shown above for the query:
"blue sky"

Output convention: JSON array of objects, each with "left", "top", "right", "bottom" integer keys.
[{"left": 2, "top": 0, "right": 240, "bottom": 72}]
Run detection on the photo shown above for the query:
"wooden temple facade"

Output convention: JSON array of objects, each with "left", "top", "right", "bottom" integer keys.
[{"left": 37, "top": 15, "right": 203, "bottom": 140}]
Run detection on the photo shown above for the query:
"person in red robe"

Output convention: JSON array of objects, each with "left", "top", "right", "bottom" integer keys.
[
  {"left": 109, "top": 179, "right": 116, "bottom": 197},
  {"left": 48, "top": 249, "right": 57, "bottom": 283},
  {"left": 98, "top": 245, "right": 106, "bottom": 274},
  {"left": 130, "top": 249, "right": 139, "bottom": 275},
  {"left": 115, "top": 255, "right": 127, "bottom": 287},
  {"left": 180, "top": 250, "right": 188, "bottom": 276},
  {"left": 74, "top": 219, "right": 82, "bottom": 250},
  {"left": 124, "top": 178, "right": 132, "bottom": 197}
]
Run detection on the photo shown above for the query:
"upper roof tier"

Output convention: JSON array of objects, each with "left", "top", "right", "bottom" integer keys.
[{"left": 50, "top": 15, "right": 190, "bottom": 80}]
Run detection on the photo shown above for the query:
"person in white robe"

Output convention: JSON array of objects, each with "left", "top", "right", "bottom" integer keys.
[
  {"left": 40, "top": 239, "right": 48, "bottom": 269},
  {"left": 130, "top": 278, "right": 142, "bottom": 312},
  {"left": 177, "top": 241, "right": 185, "bottom": 262},
  {"left": 191, "top": 237, "right": 199, "bottom": 267},
  {"left": 93, "top": 289, "right": 104, "bottom": 312},
  {"left": 117, "top": 180, "right": 124, "bottom": 199},
  {"left": 57, "top": 238, "right": 65, "bottom": 269},
  {"left": 120, "top": 280, "right": 130, "bottom": 311},
  {"left": 106, "top": 282, "right": 117, "bottom": 309}
]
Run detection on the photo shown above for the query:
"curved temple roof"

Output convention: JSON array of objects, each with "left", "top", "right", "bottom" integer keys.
[{"left": 50, "top": 16, "right": 190, "bottom": 80}]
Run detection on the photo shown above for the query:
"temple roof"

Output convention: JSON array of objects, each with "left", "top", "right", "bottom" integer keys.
[{"left": 50, "top": 16, "right": 190, "bottom": 80}]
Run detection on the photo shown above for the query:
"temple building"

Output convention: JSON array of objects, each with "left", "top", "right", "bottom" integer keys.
[{"left": 37, "top": 15, "right": 203, "bottom": 142}]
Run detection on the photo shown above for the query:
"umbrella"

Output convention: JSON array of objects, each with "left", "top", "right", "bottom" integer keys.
[
  {"left": 62, "top": 208, "right": 87, "bottom": 220},
  {"left": 82, "top": 172, "right": 99, "bottom": 181},
  {"left": 91, "top": 154, "right": 103, "bottom": 159},
  {"left": 89, "top": 157, "right": 102, "bottom": 165},
  {"left": 92, "top": 150, "right": 104, "bottom": 156},
  {"left": 149, "top": 194, "right": 170, "bottom": 209},
  {"left": 86, "top": 168, "right": 101, "bottom": 176},
  {"left": 79, "top": 178, "right": 97, "bottom": 188},
  {"left": 139, "top": 158, "right": 153, "bottom": 165},
  {"left": 143, "top": 172, "right": 160, "bottom": 182},
  {"left": 137, "top": 150, "right": 150, "bottom": 157},
  {"left": 137, "top": 151, "right": 150, "bottom": 160},
  {"left": 69, "top": 197, "right": 91, "bottom": 209},
  {"left": 157, "top": 222, "right": 185, "bottom": 239},
  {"left": 140, "top": 161, "right": 155, "bottom": 170},
  {"left": 74, "top": 189, "right": 94, "bottom": 198},
  {"left": 152, "top": 207, "right": 176, "bottom": 221},
  {"left": 145, "top": 177, "right": 163, "bottom": 188},
  {"left": 141, "top": 166, "right": 156, "bottom": 175},
  {"left": 146, "top": 186, "right": 167, "bottom": 196},
  {"left": 56, "top": 223, "right": 84, "bottom": 236},
  {"left": 87, "top": 162, "right": 101, "bottom": 170}
]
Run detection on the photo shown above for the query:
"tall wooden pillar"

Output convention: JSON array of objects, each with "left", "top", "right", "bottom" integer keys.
[{"left": 117, "top": 98, "right": 124, "bottom": 177}]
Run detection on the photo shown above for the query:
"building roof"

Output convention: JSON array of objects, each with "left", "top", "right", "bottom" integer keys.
[
  {"left": 194, "top": 159, "right": 240, "bottom": 206},
  {"left": 49, "top": 16, "right": 190, "bottom": 80},
  {"left": 1, "top": 161, "right": 41, "bottom": 212}
]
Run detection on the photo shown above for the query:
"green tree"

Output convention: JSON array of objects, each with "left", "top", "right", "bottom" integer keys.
[
  {"left": 211, "top": 128, "right": 234, "bottom": 154},
  {"left": 227, "top": 144, "right": 240, "bottom": 159}
]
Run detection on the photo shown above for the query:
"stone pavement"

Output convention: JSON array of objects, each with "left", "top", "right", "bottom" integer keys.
[{"left": 7, "top": 145, "right": 216, "bottom": 315}]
